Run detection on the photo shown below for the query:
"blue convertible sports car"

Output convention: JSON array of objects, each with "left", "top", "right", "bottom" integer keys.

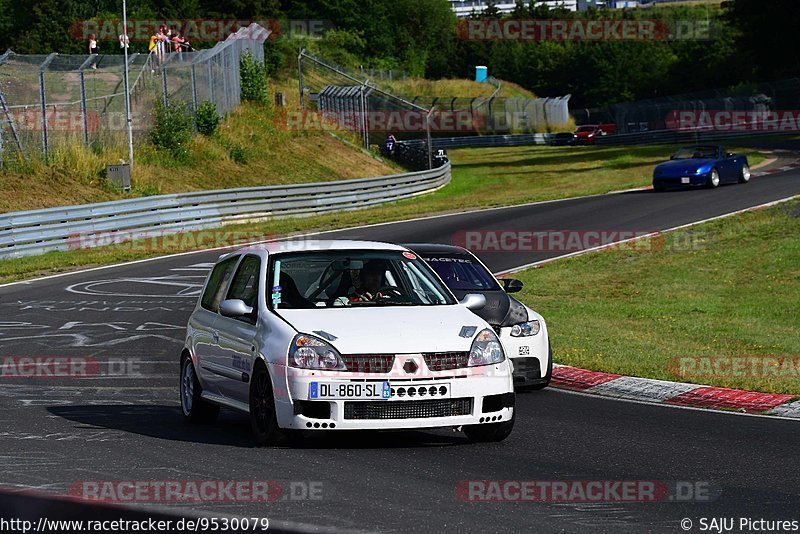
[{"left": 652, "top": 145, "right": 750, "bottom": 191}]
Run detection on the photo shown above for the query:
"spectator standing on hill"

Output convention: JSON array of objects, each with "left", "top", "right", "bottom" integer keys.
[
  {"left": 172, "top": 31, "right": 185, "bottom": 60},
  {"left": 156, "top": 25, "right": 169, "bottom": 65},
  {"left": 88, "top": 33, "right": 98, "bottom": 69},
  {"left": 148, "top": 30, "right": 158, "bottom": 73}
]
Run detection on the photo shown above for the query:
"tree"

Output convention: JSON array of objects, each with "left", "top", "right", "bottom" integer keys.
[{"left": 724, "top": 0, "right": 799, "bottom": 80}]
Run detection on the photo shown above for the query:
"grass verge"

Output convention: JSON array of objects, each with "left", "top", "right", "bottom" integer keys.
[
  {"left": 379, "top": 77, "right": 536, "bottom": 99},
  {"left": 0, "top": 102, "right": 398, "bottom": 213},
  {"left": 0, "top": 143, "right": 768, "bottom": 284},
  {"left": 513, "top": 199, "right": 800, "bottom": 394}
]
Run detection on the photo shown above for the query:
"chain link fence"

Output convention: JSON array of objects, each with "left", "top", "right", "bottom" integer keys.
[
  {"left": 401, "top": 94, "right": 572, "bottom": 134},
  {"left": 573, "top": 77, "right": 800, "bottom": 135},
  {"left": 0, "top": 23, "right": 269, "bottom": 165},
  {"left": 298, "top": 49, "right": 435, "bottom": 169}
]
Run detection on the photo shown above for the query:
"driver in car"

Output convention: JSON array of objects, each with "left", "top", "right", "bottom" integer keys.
[{"left": 348, "top": 260, "right": 400, "bottom": 302}]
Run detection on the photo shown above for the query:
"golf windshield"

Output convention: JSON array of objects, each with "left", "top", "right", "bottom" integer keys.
[
  {"left": 269, "top": 251, "right": 456, "bottom": 309},
  {"left": 422, "top": 254, "right": 502, "bottom": 292}
]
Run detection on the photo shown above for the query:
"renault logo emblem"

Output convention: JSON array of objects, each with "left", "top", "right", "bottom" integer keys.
[{"left": 403, "top": 360, "right": 418, "bottom": 374}]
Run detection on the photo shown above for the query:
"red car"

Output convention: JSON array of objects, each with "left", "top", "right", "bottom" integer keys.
[{"left": 574, "top": 124, "right": 608, "bottom": 145}]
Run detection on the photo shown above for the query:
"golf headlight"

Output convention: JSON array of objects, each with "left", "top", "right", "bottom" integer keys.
[
  {"left": 469, "top": 329, "right": 505, "bottom": 367},
  {"left": 511, "top": 320, "right": 541, "bottom": 337},
  {"left": 289, "top": 334, "right": 346, "bottom": 370}
]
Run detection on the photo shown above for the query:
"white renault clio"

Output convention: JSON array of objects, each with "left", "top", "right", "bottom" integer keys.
[{"left": 180, "top": 240, "right": 515, "bottom": 445}]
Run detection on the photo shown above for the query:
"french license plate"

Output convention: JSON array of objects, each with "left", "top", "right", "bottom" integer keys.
[
  {"left": 681, "top": 176, "right": 691, "bottom": 184},
  {"left": 309, "top": 381, "right": 390, "bottom": 400}
]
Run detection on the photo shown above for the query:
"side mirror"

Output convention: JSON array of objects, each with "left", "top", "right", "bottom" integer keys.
[
  {"left": 460, "top": 293, "right": 486, "bottom": 311},
  {"left": 219, "top": 299, "right": 254, "bottom": 318},
  {"left": 502, "top": 278, "right": 524, "bottom": 293}
]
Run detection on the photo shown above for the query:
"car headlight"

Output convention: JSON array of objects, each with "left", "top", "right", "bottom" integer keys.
[
  {"left": 510, "top": 320, "right": 541, "bottom": 337},
  {"left": 469, "top": 328, "right": 505, "bottom": 367},
  {"left": 289, "top": 334, "right": 346, "bottom": 370}
]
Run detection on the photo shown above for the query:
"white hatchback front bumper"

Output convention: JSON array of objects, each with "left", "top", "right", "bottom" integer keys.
[{"left": 270, "top": 357, "right": 514, "bottom": 431}]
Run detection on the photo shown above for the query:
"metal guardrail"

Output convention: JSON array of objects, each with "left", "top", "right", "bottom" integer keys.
[
  {"left": 401, "top": 133, "right": 550, "bottom": 150},
  {"left": 0, "top": 163, "right": 451, "bottom": 259},
  {"left": 401, "top": 128, "right": 792, "bottom": 150},
  {"left": 595, "top": 128, "right": 796, "bottom": 146}
]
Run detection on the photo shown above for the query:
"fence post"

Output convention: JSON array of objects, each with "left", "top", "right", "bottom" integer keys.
[
  {"left": 360, "top": 84, "right": 369, "bottom": 150},
  {"left": 221, "top": 49, "right": 228, "bottom": 113},
  {"left": 207, "top": 58, "right": 215, "bottom": 106},
  {"left": 190, "top": 64, "right": 198, "bottom": 115},
  {"left": 77, "top": 55, "right": 95, "bottom": 146},
  {"left": 426, "top": 107, "right": 434, "bottom": 170},
  {"left": 161, "top": 57, "right": 169, "bottom": 106},
  {"left": 38, "top": 53, "right": 57, "bottom": 161},
  {"left": 297, "top": 49, "right": 305, "bottom": 109}
]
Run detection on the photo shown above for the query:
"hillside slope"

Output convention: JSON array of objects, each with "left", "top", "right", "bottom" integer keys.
[{"left": 0, "top": 102, "right": 399, "bottom": 213}]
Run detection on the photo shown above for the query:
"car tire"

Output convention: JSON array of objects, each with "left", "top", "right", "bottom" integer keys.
[
  {"left": 526, "top": 343, "right": 553, "bottom": 391},
  {"left": 653, "top": 184, "right": 665, "bottom": 192},
  {"left": 706, "top": 168, "right": 720, "bottom": 188},
  {"left": 249, "top": 362, "right": 284, "bottom": 446},
  {"left": 738, "top": 164, "right": 751, "bottom": 184},
  {"left": 463, "top": 397, "right": 515, "bottom": 443},
  {"left": 180, "top": 354, "right": 220, "bottom": 424}
]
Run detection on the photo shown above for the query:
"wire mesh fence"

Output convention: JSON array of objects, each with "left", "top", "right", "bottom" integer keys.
[
  {"left": 297, "top": 49, "right": 435, "bottom": 170},
  {"left": 400, "top": 94, "right": 572, "bottom": 134},
  {"left": 573, "top": 78, "right": 800, "bottom": 135},
  {"left": 0, "top": 23, "right": 269, "bottom": 165}
]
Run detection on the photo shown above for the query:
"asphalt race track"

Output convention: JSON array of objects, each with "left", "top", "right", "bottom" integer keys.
[{"left": 0, "top": 161, "right": 799, "bottom": 533}]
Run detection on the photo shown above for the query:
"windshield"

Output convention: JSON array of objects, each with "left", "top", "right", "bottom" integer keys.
[
  {"left": 268, "top": 250, "right": 456, "bottom": 309},
  {"left": 421, "top": 254, "right": 502, "bottom": 292},
  {"left": 576, "top": 126, "right": 597, "bottom": 132},
  {"left": 672, "top": 146, "right": 718, "bottom": 160}
]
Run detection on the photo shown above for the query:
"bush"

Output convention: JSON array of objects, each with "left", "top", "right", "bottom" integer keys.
[
  {"left": 196, "top": 101, "right": 221, "bottom": 136},
  {"left": 240, "top": 52, "right": 269, "bottom": 105},
  {"left": 228, "top": 143, "right": 248, "bottom": 164},
  {"left": 150, "top": 100, "right": 194, "bottom": 158}
]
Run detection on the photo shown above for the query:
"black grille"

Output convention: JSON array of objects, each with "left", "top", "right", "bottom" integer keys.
[
  {"left": 344, "top": 398, "right": 472, "bottom": 420},
  {"left": 423, "top": 352, "right": 470, "bottom": 371},
  {"left": 513, "top": 357, "right": 542, "bottom": 381},
  {"left": 340, "top": 354, "right": 395, "bottom": 373}
]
